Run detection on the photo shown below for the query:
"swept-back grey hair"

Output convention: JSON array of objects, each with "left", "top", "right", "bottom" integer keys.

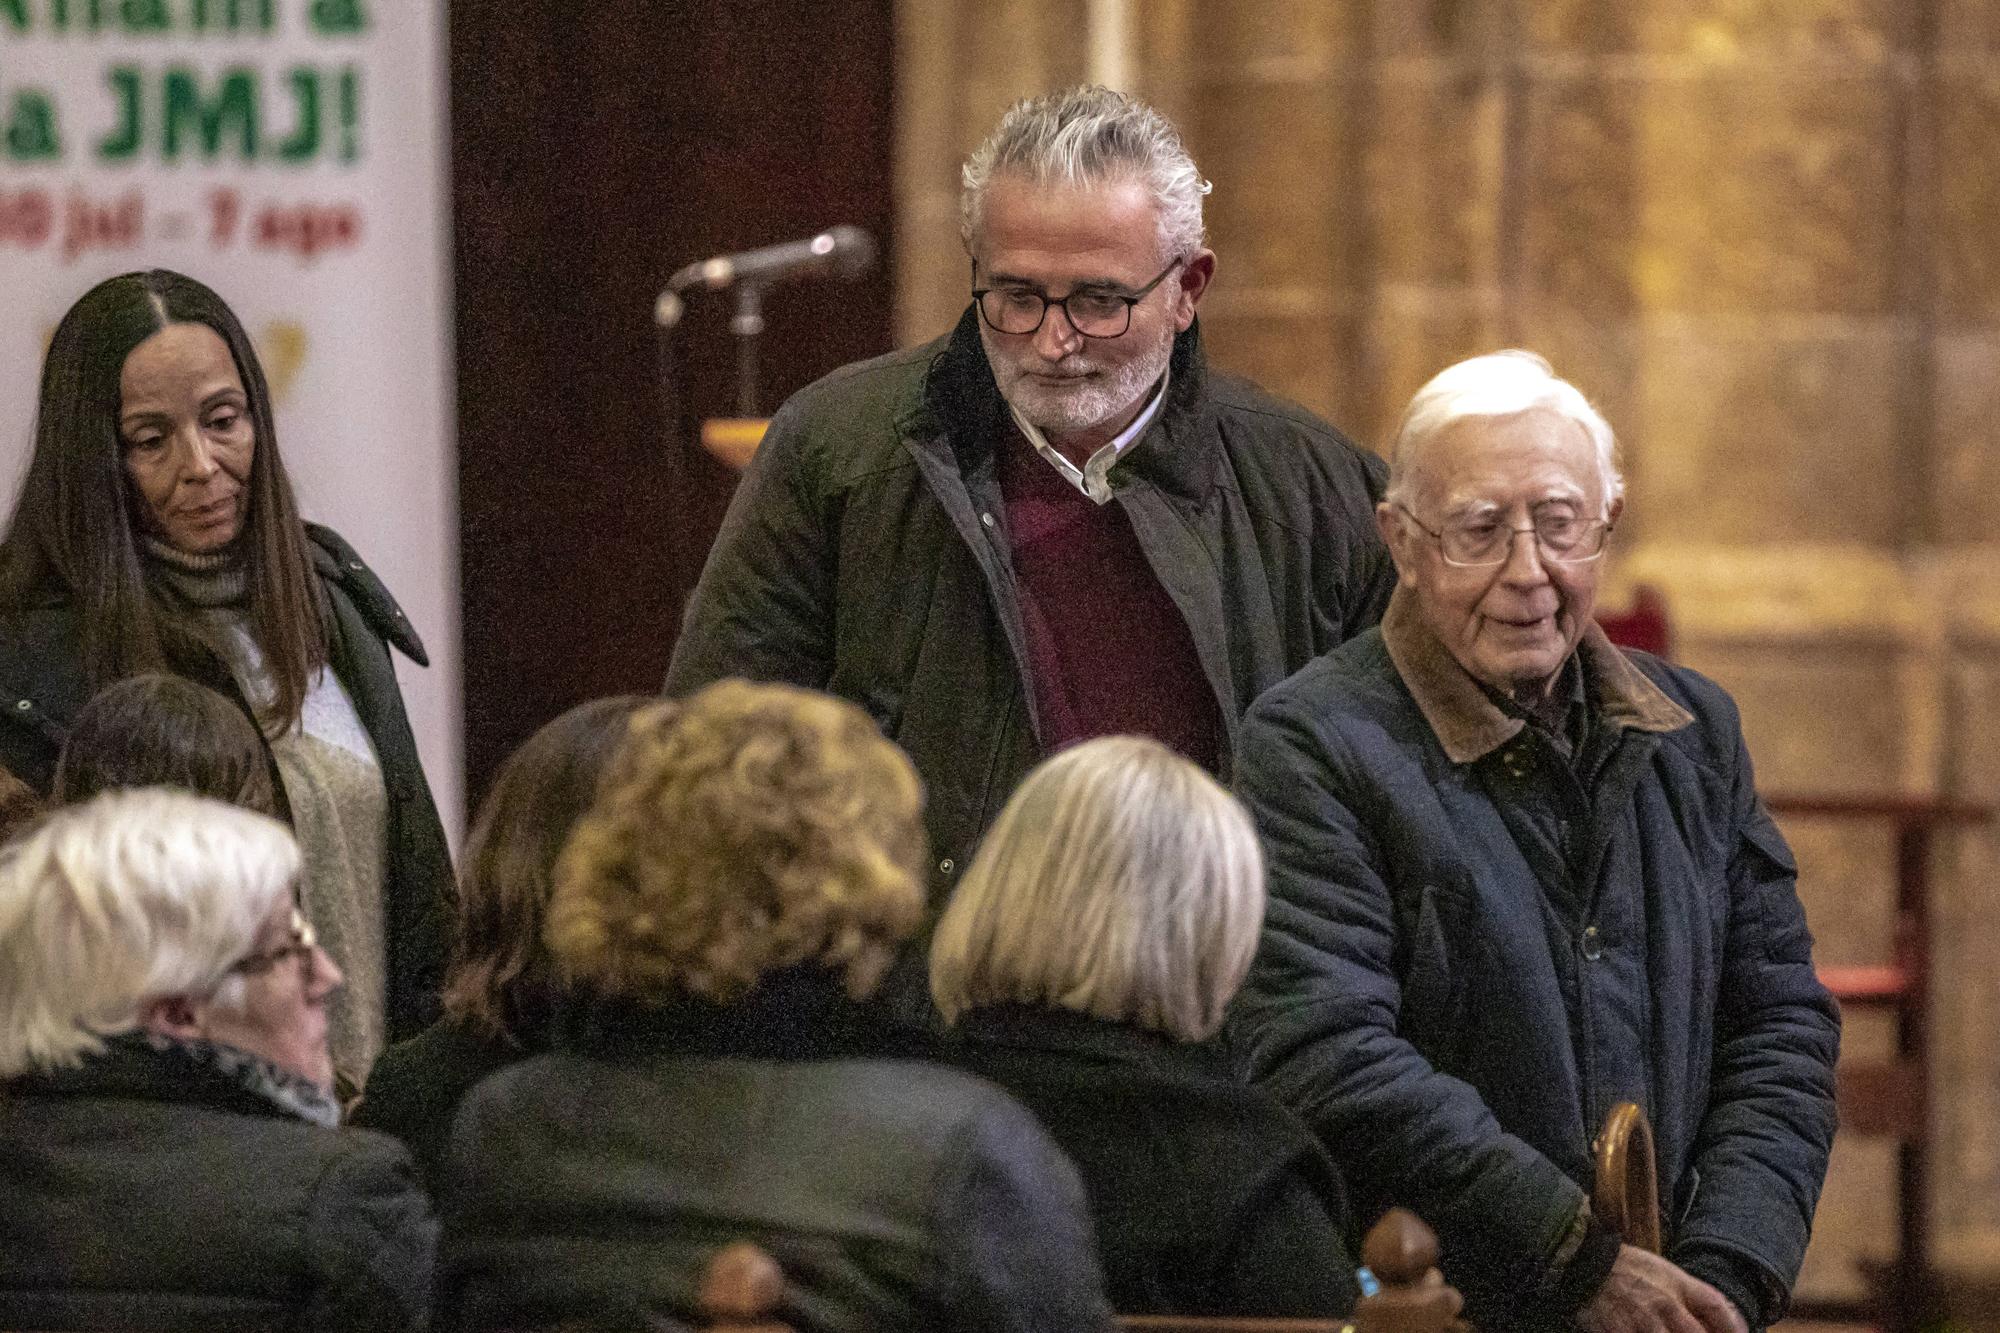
[
  {"left": 0, "top": 787, "right": 299, "bottom": 1077},
  {"left": 1385, "top": 350, "right": 1624, "bottom": 512},
  {"left": 929, "top": 735, "right": 1264, "bottom": 1043},
  {"left": 960, "top": 85, "right": 1212, "bottom": 260}
]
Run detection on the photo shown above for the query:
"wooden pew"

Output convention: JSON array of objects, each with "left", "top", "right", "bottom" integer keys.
[
  {"left": 688, "top": 1208, "right": 1466, "bottom": 1333},
  {"left": 1115, "top": 1208, "right": 1463, "bottom": 1333},
  {"left": 696, "top": 1240, "right": 795, "bottom": 1332}
]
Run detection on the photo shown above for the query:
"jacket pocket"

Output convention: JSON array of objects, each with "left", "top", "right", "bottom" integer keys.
[
  {"left": 1674, "top": 1164, "right": 1703, "bottom": 1238},
  {"left": 1397, "top": 885, "right": 1465, "bottom": 1063}
]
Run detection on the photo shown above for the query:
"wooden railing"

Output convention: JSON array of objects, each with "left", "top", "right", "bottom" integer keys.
[{"left": 1767, "top": 793, "right": 1994, "bottom": 1333}]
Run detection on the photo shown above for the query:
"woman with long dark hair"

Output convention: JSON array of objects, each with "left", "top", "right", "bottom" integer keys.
[{"left": 0, "top": 269, "right": 452, "bottom": 1085}]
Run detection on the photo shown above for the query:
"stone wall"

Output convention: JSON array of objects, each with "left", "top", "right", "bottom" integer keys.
[{"left": 896, "top": 0, "right": 2000, "bottom": 1303}]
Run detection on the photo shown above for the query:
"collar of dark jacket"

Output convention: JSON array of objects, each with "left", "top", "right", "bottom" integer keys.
[
  {"left": 1380, "top": 583, "right": 1695, "bottom": 765},
  {"left": 917, "top": 304, "right": 1219, "bottom": 502},
  {"left": 562, "top": 964, "right": 935, "bottom": 1064},
  {"left": 952, "top": 1002, "right": 1232, "bottom": 1079},
  {"left": 305, "top": 523, "right": 428, "bottom": 666},
  {"left": 7, "top": 1031, "right": 339, "bottom": 1128}
]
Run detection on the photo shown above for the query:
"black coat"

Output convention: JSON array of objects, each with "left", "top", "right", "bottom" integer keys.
[
  {"left": 666, "top": 310, "right": 1393, "bottom": 924},
  {"left": 1231, "top": 594, "right": 1841, "bottom": 1330},
  {"left": 0, "top": 524, "right": 452, "bottom": 1039},
  {"left": 943, "top": 1006, "right": 1358, "bottom": 1319},
  {"left": 352, "top": 1017, "right": 530, "bottom": 1195},
  {"left": 436, "top": 975, "right": 1113, "bottom": 1333},
  {"left": 0, "top": 1037, "right": 436, "bottom": 1332}
]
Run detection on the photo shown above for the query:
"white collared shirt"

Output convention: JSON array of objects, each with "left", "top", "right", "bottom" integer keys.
[{"left": 1006, "top": 368, "right": 1170, "bottom": 506}]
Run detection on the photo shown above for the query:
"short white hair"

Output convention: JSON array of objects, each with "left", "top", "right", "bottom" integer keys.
[
  {"left": 1386, "top": 350, "right": 1623, "bottom": 512},
  {"left": 930, "top": 736, "right": 1264, "bottom": 1042},
  {"left": 0, "top": 787, "right": 299, "bottom": 1077},
  {"left": 961, "top": 85, "right": 1212, "bottom": 261}
]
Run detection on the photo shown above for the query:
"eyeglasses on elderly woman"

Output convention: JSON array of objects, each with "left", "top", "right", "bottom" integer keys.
[{"left": 230, "top": 906, "right": 319, "bottom": 985}]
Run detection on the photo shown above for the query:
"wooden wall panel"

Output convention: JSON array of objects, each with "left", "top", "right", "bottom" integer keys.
[{"left": 452, "top": 1, "right": 896, "bottom": 801}]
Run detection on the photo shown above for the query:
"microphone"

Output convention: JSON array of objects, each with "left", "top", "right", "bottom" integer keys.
[{"left": 656, "top": 225, "right": 877, "bottom": 327}]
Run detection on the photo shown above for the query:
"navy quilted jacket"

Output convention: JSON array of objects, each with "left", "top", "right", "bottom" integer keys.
[{"left": 1231, "top": 606, "right": 1838, "bottom": 1332}]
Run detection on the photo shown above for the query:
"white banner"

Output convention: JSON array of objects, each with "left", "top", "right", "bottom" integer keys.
[{"left": 0, "top": 0, "right": 462, "bottom": 838}]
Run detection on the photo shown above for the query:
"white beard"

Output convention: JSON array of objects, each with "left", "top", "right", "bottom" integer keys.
[{"left": 982, "top": 326, "right": 1174, "bottom": 440}]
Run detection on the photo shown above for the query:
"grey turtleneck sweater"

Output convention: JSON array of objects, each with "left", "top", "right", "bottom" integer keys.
[{"left": 147, "top": 540, "right": 390, "bottom": 1085}]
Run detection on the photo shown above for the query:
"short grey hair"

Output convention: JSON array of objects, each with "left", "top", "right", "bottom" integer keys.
[
  {"left": 1386, "top": 350, "right": 1624, "bottom": 513},
  {"left": 960, "top": 85, "right": 1212, "bottom": 261},
  {"left": 0, "top": 788, "right": 299, "bottom": 1077},
  {"left": 929, "top": 736, "right": 1264, "bottom": 1043}
]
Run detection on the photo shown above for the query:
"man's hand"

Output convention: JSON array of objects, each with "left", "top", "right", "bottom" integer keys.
[{"left": 1576, "top": 1245, "right": 1749, "bottom": 1333}]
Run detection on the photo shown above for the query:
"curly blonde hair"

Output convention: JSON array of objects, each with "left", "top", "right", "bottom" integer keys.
[{"left": 546, "top": 681, "right": 927, "bottom": 1005}]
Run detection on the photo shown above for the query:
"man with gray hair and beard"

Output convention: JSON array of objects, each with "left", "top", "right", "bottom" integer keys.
[{"left": 667, "top": 85, "right": 1394, "bottom": 1009}]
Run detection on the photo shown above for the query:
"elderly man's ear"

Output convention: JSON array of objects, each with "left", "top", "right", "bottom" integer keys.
[
  {"left": 1172, "top": 250, "right": 1216, "bottom": 330},
  {"left": 1375, "top": 501, "right": 1420, "bottom": 583}
]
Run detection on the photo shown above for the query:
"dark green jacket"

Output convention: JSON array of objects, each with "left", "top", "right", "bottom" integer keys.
[
  {"left": 0, "top": 523, "right": 451, "bottom": 1039},
  {"left": 944, "top": 1005, "right": 1358, "bottom": 1319},
  {"left": 667, "top": 310, "right": 1393, "bottom": 970},
  {"left": 0, "top": 1035, "right": 435, "bottom": 1332},
  {"left": 352, "top": 1016, "right": 530, "bottom": 1194},
  {"left": 437, "top": 977, "right": 1112, "bottom": 1332}
]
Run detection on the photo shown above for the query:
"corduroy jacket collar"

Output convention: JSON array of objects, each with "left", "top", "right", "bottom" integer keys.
[
  {"left": 1380, "top": 583, "right": 1694, "bottom": 765},
  {"left": 919, "top": 305, "right": 1220, "bottom": 503}
]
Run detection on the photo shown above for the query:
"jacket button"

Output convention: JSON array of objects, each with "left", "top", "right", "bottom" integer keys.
[
  {"left": 13, "top": 699, "right": 29, "bottom": 711},
  {"left": 979, "top": 512, "right": 995, "bottom": 529},
  {"left": 1581, "top": 924, "right": 1603, "bottom": 960},
  {"left": 348, "top": 560, "right": 363, "bottom": 571},
  {"left": 939, "top": 857, "right": 955, "bottom": 874}
]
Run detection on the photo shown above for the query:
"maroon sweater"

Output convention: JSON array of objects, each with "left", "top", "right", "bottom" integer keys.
[{"left": 996, "top": 429, "right": 1223, "bottom": 773}]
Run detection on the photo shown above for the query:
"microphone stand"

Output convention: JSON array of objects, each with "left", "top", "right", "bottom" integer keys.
[
  {"left": 729, "top": 281, "right": 765, "bottom": 417},
  {"left": 654, "top": 299, "right": 692, "bottom": 625}
]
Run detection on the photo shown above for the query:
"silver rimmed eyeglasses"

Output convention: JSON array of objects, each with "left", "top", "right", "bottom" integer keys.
[
  {"left": 972, "top": 256, "right": 1185, "bottom": 339},
  {"left": 1396, "top": 503, "right": 1614, "bottom": 567}
]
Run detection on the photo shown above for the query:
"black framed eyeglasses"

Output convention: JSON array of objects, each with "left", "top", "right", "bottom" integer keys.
[
  {"left": 231, "top": 907, "right": 318, "bottom": 984},
  {"left": 972, "top": 256, "right": 1185, "bottom": 339},
  {"left": 1396, "top": 503, "right": 1614, "bottom": 567}
]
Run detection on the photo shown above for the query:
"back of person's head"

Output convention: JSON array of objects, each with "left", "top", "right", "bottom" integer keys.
[
  {"left": 547, "top": 679, "right": 926, "bottom": 1006},
  {"left": 0, "top": 787, "right": 299, "bottom": 1078},
  {"left": 52, "top": 673, "right": 276, "bottom": 815},
  {"left": 930, "top": 735, "right": 1264, "bottom": 1042},
  {"left": 442, "top": 694, "right": 660, "bottom": 1043}
]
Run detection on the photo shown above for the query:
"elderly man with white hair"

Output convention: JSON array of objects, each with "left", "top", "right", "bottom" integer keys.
[
  {"left": 0, "top": 788, "right": 435, "bottom": 1331},
  {"left": 1231, "top": 351, "right": 1839, "bottom": 1333},
  {"left": 667, "top": 86, "right": 1393, "bottom": 1017}
]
